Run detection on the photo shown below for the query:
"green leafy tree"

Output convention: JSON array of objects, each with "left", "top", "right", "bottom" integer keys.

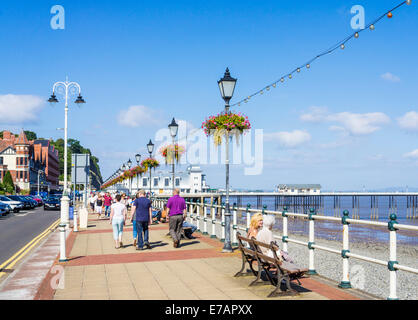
[
  {"left": 24, "top": 131, "right": 37, "bottom": 141},
  {"left": 3, "top": 171, "right": 14, "bottom": 194},
  {"left": 0, "top": 182, "right": 5, "bottom": 195}
]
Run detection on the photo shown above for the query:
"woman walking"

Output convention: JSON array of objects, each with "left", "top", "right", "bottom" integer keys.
[{"left": 110, "top": 194, "right": 127, "bottom": 249}]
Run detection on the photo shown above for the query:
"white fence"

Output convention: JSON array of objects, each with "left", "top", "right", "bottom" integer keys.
[{"left": 153, "top": 198, "right": 418, "bottom": 300}]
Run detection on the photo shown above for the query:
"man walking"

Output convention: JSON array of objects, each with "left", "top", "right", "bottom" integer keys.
[
  {"left": 131, "top": 189, "right": 152, "bottom": 250},
  {"left": 167, "top": 189, "right": 186, "bottom": 248}
]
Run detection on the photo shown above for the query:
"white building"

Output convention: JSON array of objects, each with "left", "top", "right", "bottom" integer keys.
[
  {"left": 112, "top": 165, "right": 210, "bottom": 195},
  {"left": 277, "top": 184, "right": 321, "bottom": 195}
]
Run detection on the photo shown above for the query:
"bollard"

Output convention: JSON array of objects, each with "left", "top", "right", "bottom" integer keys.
[
  {"left": 282, "top": 206, "right": 288, "bottom": 252},
  {"left": 307, "top": 208, "right": 317, "bottom": 275},
  {"left": 211, "top": 203, "right": 216, "bottom": 238},
  {"left": 232, "top": 203, "right": 238, "bottom": 247},
  {"left": 387, "top": 213, "right": 399, "bottom": 300},
  {"left": 221, "top": 202, "right": 225, "bottom": 242},
  {"left": 203, "top": 201, "right": 208, "bottom": 235},
  {"left": 59, "top": 223, "right": 67, "bottom": 262},
  {"left": 73, "top": 207, "right": 78, "bottom": 232},
  {"left": 246, "top": 204, "right": 251, "bottom": 234},
  {"left": 339, "top": 210, "right": 352, "bottom": 288}
]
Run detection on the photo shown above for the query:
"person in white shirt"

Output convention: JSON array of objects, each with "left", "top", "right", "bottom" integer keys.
[
  {"left": 89, "top": 193, "right": 98, "bottom": 212},
  {"left": 110, "top": 194, "right": 127, "bottom": 249}
]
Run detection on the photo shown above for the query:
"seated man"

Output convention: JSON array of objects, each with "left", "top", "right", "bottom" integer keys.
[
  {"left": 182, "top": 220, "right": 197, "bottom": 239},
  {"left": 152, "top": 210, "right": 161, "bottom": 223}
]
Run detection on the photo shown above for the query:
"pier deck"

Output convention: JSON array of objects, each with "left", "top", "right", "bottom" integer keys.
[{"left": 32, "top": 211, "right": 376, "bottom": 300}]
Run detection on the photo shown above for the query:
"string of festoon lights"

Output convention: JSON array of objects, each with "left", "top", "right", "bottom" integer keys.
[{"left": 232, "top": 0, "right": 412, "bottom": 107}]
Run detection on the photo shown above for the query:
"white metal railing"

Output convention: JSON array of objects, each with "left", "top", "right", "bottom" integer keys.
[{"left": 152, "top": 198, "right": 418, "bottom": 300}]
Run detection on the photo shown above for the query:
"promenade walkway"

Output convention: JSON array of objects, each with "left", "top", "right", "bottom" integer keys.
[{"left": 35, "top": 211, "right": 375, "bottom": 300}]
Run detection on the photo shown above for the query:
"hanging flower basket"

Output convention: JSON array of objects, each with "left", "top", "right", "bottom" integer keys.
[
  {"left": 131, "top": 166, "right": 145, "bottom": 177},
  {"left": 159, "top": 144, "right": 186, "bottom": 165},
  {"left": 141, "top": 158, "right": 160, "bottom": 171},
  {"left": 202, "top": 112, "right": 251, "bottom": 146}
]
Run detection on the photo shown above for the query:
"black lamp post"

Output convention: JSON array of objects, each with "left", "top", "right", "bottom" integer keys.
[
  {"left": 218, "top": 68, "right": 237, "bottom": 253},
  {"left": 135, "top": 153, "right": 141, "bottom": 194},
  {"left": 127, "top": 159, "right": 132, "bottom": 196},
  {"left": 147, "top": 140, "right": 154, "bottom": 197},
  {"left": 168, "top": 118, "right": 179, "bottom": 195}
]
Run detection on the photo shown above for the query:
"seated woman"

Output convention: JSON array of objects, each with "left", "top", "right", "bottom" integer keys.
[
  {"left": 247, "top": 213, "right": 263, "bottom": 239},
  {"left": 256, "top": 215, "right": 299, "bottom": 268},
  {"left": 160, "top": 205, "right": 168, "bottom": 223}
]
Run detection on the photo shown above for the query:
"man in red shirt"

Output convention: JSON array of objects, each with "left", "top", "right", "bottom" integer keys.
[{"left": 104, "top": 192, "right": 112, "bottom": 217}]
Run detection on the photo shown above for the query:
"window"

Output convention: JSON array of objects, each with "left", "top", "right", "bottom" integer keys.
[
  {"left": 175, "top": 178, "right": 180, "bottom": 187},
  {"left": 164, "top": 178, "right": 169, "bottom": 187},
  {"left": 0, "top": 157, "right": 3, "bottom": 165},
  {"left": 142, "top": 178, "right": 147, "bottom": 186},
  {"left": 154, "top": 178, "right": 158, "bottom": 187}
]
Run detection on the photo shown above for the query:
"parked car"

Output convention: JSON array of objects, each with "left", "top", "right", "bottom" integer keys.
[
  {"left": 28, "top": 195, "right": 43, "bottom": 206},
  {"left": 0, "top": 203, "right": 7, "bottom": 216},
  {"left": 23, "top": 196, "right": 38, "bottom": 208},
  {"left": 0, "top": 195, "right": 23, "bottom": 213},
  {"left": 0, "top": 202, "right": 12, "bottom": 216},
  {"left": 7, "top": 195, "right": 33, "bottom": 210},
  {"left": 44, "top": 197, "right": 61, "bottom": 211}
]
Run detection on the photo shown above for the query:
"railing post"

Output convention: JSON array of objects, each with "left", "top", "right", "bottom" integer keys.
[
  {"left": 388, "top": 213, "right": 399, "bottom": 300},
  {"left": 282, "top": 206, "right": 288, "bottom": 252},
  {"left": 196, "top": 199, "right": 201, "bottom": 233},
  {"left": 221, "top": 202, "right": 225, "bottom": 242},
  {"left": 307, "top": 208, "right": 317, "bottom": 275},
  {"left": 246, "top": 204, "right": 251, "bottom": 234},
  {"left": 189, "top": 201, "right": 193, "bottom": 223},
  {"left": 262, "top": 205, "right": 267, "bottom": 215},
  {"left": 211, "top": 203, "right": 216, "bottom": 238},
  {"left": 203, "top": 201, "right": 208, "bottom": 235},
  {"left": 232, "top": 203, "right": 238, "bottom": 247},
  {"left": 339, "top": 210, "right": 352, "bottom": 288}
]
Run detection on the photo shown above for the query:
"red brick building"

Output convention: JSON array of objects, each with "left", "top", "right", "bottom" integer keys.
[{"left": 0, "top": 130, "right": 59, "bottom": 192}]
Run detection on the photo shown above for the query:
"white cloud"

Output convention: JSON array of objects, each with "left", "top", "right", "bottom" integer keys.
[
  {"left": 300, "top": 106, "right": 329, "bottom": 123},
  {"left": 301, "top": 107, "right": 390, "bottom": 135},
  {"left": 397, "top": 111, "right": 418, "bottom": 132},
  {"left": 381, "top": 72, "right": 400, "bottom": 83},
  {"left": 117, "top": 105, "right": 162, "bottom": 128},
  {"left": 403, "top": 149, "right": 418, "bottom": 159},
  {"left": 0, "top": 94, "right": 45, "bottom": 124},
  {"left": 264, "top": 130, "right": 311, "bottom": 148}
]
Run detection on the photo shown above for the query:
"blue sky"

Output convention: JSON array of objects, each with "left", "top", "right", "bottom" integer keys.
[{"left": 0, "top": 0, "right": 417, "bottom": 191}]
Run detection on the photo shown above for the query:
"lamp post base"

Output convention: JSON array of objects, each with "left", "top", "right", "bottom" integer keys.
[{"left": 338, "top": 281, "right": 352, "bottom": 289}]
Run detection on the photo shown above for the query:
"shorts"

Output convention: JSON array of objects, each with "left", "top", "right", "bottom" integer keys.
[{"left": 96, "top": 206, "right": 103, "bottom": 214}]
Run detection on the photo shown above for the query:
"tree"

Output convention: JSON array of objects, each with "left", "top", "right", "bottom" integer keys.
[
  {"left": 24, "top": 131, "right": 37, "bottom": 141},
  {"left": 0, "top": 182, "right": 5, "bottom": 195},
  {"left": 3, "top": 170, "right": 14, "bottom": 194}
]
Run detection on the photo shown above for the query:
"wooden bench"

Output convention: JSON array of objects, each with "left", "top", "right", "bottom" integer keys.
[{"left": 235, "top": 232, "right": 308, "bottom": 297}]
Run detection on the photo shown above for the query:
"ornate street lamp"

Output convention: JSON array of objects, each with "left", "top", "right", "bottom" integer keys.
[
  {"left": 127, "top": 159, "right": 132, "bottom": 196},
  {"left": 168, "top": 118, "right": 178, "bottom": 195},
  {"left": 218, "top": 68, "right": 237, "bottom": 253},
  {"left": 147, "top": 140, "right": 154, "bottom": 197},
  {"left": 135, "top": 153, "right": 141, "bottom": 193},
  {"left": 48, "top": 77, "right": 86, "bottom": 262}
]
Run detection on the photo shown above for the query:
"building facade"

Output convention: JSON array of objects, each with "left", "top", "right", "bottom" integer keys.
[
  {"left": 277, "top": 184, "right": 321, "bottom": 195},
  {"left": 111, "top": 165, "right": 210, "bottom": 195},
  {"left": 0, "top": 130, "right": 60, "bottom": 192}
]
